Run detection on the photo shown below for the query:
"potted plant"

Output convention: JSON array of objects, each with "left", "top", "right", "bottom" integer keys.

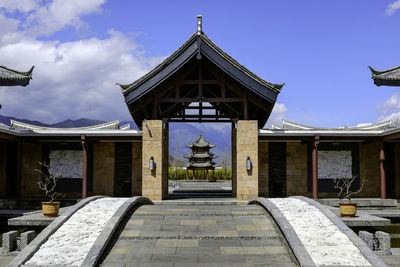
[
  {"left": 34, "top": 162, "right": 61, "bottom": 217},
  {"left": 333, "top": 174, "right": 367, "bottom": 217}
]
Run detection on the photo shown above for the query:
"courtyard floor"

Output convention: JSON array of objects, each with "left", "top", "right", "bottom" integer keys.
[{"left": 101, "top": 203, "right": 298, "bottom": 267}]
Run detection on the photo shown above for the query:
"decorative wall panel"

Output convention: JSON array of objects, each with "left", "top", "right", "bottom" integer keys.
[
  {"left": 49, "top": 150, "right": 82, "bottom": 178},
  {"left": 318, "top": 150, "right": 352, "bottom": 179}
]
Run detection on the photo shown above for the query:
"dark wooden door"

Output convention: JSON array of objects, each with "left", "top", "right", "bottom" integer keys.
[
  {"left": 114, "top": 142, "right": 132, "bottom": 197},
  {"left": 268, "top": 142, "right": 287, "bottom": 197}
]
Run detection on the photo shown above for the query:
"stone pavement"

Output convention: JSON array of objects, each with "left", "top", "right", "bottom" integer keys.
[{"left": 101, "top": 204, "right": 298, "bottom": 267}]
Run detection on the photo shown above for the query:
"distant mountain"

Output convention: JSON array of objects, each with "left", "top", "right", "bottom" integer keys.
[
  {"left": 52, "top": 118, "right": 106, "bottom": 128},
  {"left": 0, "top": 114, "right": 138, "bottom": 129},
  {"left": 0, "top": 114, "right": 49, "bottom": 127},
  {"left": 0, "top": 114, "right": 231, "bottom": 166}
]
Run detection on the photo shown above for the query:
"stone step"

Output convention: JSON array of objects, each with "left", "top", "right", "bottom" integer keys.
[{"left": 153, "top": 199, "right": 243, "bottom": 206}]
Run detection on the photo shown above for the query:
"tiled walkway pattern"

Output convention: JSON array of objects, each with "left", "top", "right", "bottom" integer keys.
[{"left": 101, "top": 204, "right": 298, "bottom": 267}]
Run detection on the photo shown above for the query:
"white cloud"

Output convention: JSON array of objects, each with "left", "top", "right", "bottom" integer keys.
[
  {"left": 378, "top": 93, "right": 400, "bottom": 116},
  {"left": 376, "top": 93, "right": 400, "bottom": 123},
  {"left": 0, "top": 1, "right": 163, "bottom": 123},
  {"left": 386, "top": 0, "right": 400, "bottom": 16},
  {"left": 0, "top": 0, "right": 41, "bottom": 13},
  {"left": 24, "top": 0, "right": 105, "bottom": 37},
  {"left": 265, "top": 103, "right": 288, "bottom": 128}
]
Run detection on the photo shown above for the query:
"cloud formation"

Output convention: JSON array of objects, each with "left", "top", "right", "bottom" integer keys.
[
  {"left": 377, "top": 93, "right": 400, "bottom": 122},
  {"left": 0, "top": 1, "right": 162, "bottom": 123},
  {"left": 265, "top": 103, "right": 288, "bottom": 128},
  {"left": 386, "top": 0, "right": 400, "bottom": 16}
]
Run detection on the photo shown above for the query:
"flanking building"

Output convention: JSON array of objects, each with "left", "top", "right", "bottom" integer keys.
[{"left": 1, "top": 17, "right": 399, "bottom": 201}]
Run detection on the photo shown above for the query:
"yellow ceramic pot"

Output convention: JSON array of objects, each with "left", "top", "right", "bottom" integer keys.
[
  {"left": 339, "top": 202, "right": 357, "bottom": 217},
  {"left": 42, "top": 202, "right": 60, "bottom": 217}
]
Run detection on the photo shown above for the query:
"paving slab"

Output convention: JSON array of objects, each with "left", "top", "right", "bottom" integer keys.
[
  {"left": 328, "top": 206, "right": 391, "bottom": 226},
  {"left": 100, "top": 204, "right": 298, "bottom": 266}
]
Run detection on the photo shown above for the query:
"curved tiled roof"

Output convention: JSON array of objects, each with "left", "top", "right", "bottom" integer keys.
[
  {"left": 118, "top": 30, "right": 283, "bottom": 104},
  {"left": 186, "top": 161, "right": 217, "bottom": 168},
  {"left": 271, "top": 119, "right": 393, "bottom": 131},
  {"left": 10, "top": 120, "right": 121, "bottom": 131},
  {"left": 184, "top": 152, "right": 217, "bottom": 159},
  {"left": 0, "top": 65, "right": 34, "bottom": 86},
  {"left": 186, "top": 134, "right": 216, "bottom": 148},
  {"left": 369, "top": 65, "right": 400, "bottom": 86}
]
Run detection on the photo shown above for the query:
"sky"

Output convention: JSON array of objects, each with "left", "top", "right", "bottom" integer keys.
[{"left": 0, "top": 0, "right": 400, "bottom": 128}]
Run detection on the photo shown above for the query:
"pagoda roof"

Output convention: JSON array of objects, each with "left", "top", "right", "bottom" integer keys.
[
  {"left": 187, "top": 161, "right": 217, "bottom": 168},
  {"left": 187, "top": 134, "right": 215, "bottom": 148},
  {"left": 117, "top": 16, "right": 284, "bottom": 128},
  {"left": 184, "top": 152, "right": 218, "bottom": 159},
  {"left": 0, "top": 65, "right": 34, "bottom": 86},
  {"left": 369, "top": 65, "right": 400, "bottom": 87},
  {"left": 119, "top": 32, "right": 283, "bottom": 103}
]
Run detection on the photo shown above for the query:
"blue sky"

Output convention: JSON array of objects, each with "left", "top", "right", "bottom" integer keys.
[{"left": 0, "top": 0, "right": 400, "bottom": 128}]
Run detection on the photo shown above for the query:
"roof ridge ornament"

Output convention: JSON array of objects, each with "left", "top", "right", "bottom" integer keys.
[{"left": 197, "top": 15, "right": 202, "bottom": 35}]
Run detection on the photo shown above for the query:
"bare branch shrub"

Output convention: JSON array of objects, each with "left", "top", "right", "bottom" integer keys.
[
  {"left": 34, "top": 161, "right": 61, "bottom": 202},
  {"left": 333, "top": 167, "right": 367, "bottom": 202}
]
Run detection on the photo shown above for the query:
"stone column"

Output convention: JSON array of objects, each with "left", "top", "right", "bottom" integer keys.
[
  {"left": 236, "top": 120, "right": 258, "bottom": 200},
  {"left": 142, "top": 120, "right": 167, "bottom": 200}
]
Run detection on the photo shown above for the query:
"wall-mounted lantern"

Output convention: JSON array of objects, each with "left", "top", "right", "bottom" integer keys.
[
  {"left": 149, "top": 157, "right": 155, "bottom": 171},
  {"left": 246, "top": 156, "right": 252, "bottom": 171}
]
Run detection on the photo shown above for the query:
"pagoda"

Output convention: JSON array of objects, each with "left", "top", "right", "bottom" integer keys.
[{"left": 185, "top": 134, "right": 218, "bottom": 180}]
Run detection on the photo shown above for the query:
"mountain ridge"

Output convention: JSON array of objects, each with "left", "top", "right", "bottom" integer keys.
[{"left": 0, "top": 114, "right": 231, "bottom": 165}]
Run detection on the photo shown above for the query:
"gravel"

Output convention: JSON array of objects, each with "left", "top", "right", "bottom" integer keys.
[
  {"left": 269, "top": 198, "right": 372, "bottom": 266},
  {"left": 25, "top": 198, "right": 128, "bottom": 266}
]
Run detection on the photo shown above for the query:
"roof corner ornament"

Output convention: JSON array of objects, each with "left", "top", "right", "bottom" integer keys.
[{"left": 197, "top": 15, "right": 202, "bottom": 35}]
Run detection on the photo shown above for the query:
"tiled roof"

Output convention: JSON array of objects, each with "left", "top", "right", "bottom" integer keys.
[
  {"left": 187, "top": 134, "right": 216, "bottom": 148},
  {"left": 187, "top": 161, "right": 217, "bottom": 168},
  {"left": 369, "top": 65, "right": 400, "bottom": 86},
  {"left": 118, "top": 31, "right": 283, "bottom": 98},
  {"left": 9, "top": 120, "right": 121, "bottom": 131},
  {"left": 0, "top": 65, "right": 34, "bottom": 86},
  {"left": 184, "top": 152, "right": 217, "bottom": 159},
  {"left": 271, "top": 120, "right": 393, "bottom": 131}
]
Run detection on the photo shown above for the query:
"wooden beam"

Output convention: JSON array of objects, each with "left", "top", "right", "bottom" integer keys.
[
  {"left": 243, "top": 89, "right": 249, "bottom": 120},
  {"left": 171, "top": 114, "right": 224, "bottom": 119},
  {"left": 312, "top": 135, "right": 319, "bottom": 199},
  {"left": 380, "top": 141, "right": 386, "bottom": 199},
  {"left": 81, "top": 134, "right": 87, "bottom": 199},
  {"left": 0, "top": 132, "right": 18, "bottom": 141},
  {"left": 181, "top": 80, "right": 220, "bottom": 85},
  {"left": 159, "top": 97, "right": 243, "bottom": 103},
  {"left": 152, "top": 92, "right": 158, "bottom": 119},
  {"left": 169, "top": 119, "right": 232, "bottom": 123},
  {"left": 383, "top": 132, "right": 400, "bottom": 141}
]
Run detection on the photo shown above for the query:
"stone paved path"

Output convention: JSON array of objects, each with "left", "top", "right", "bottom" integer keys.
[{"left": 101, "top": 203, "right": 298, "bottom": 267}]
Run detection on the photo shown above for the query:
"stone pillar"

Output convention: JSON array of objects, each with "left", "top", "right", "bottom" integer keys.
[
  {"left": 142, "top": 120, "right": 167, "bottom": 200},
  {"left": 236, "top": 120, "right": 258, "bottom": 200},
  {"left": 20, "top": 231, "right": 35, "bottom": 250},
  {"left": 2, "top": 231, "right": 18, "bottom": 253}
]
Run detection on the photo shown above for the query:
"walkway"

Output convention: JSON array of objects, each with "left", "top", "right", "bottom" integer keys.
[{"left": 101, "top": 203, "right": 298, "bottom": 267}]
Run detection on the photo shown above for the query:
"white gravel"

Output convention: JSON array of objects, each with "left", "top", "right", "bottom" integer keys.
[
  {"left": 270, "top": 198, "right": 371, "bottom": 266},
  {"left": 26, "top": 197, "right": 128, "bottom": 266}
]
